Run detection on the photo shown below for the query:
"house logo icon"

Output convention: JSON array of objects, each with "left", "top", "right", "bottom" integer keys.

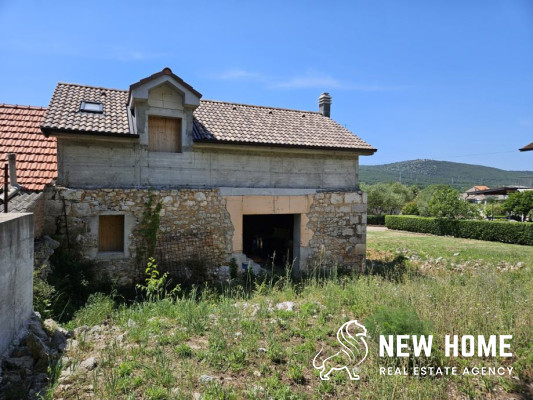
[{"left": 312, "top": 320, "right": 369, "bottom": 380}]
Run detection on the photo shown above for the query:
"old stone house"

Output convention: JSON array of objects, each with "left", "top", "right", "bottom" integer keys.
[{"left": 40, "top": 68, "right": 376, "bottom": 285}]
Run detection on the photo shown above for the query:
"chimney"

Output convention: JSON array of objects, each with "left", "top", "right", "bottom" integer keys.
[
  {"left": 8, "top": 153, "right": 18, "bottom": 187},
  {"left": 319, "top": 92, "right": 332, "bottom": 117}
]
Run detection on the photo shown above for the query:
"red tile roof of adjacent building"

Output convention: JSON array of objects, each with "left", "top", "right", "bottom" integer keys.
[{"left": 0, "top": 104, "right": 56, "bottom": 191}]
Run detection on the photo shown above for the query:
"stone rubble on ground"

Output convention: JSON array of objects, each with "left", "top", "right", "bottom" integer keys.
[{"left": 0, "top": 313, "right": 68, "bottom": 400}]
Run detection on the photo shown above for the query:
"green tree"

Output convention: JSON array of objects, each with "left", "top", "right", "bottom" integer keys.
[
  {"left": 502, "top": 191, "right": 533, "bottom": 222},
  {"left": 416, "top": 184, "right": 450, "bottom": 217},
  {"left": 363, "top": 182, "right": 415, "bottom": 215},
  {"left": 427, "top": 186, "right": 473, "bottom": 219}
]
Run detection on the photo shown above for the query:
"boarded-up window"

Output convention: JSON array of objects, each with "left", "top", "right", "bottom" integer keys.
[
  {"left": 98, "top": 215, "right": 124, "bottom": 252},
  {"left": 148, "top": 116, "right": 181, "bottom": 152}
]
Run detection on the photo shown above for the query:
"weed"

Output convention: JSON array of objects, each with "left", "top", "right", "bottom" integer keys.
[{"left": 136, "top": 258, "right": 180, "bottom": 302}]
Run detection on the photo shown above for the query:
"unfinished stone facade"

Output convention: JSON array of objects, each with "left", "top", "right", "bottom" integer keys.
[
  {"left": 44, "top": 187, "right": 234, "bottom": 286},
  {"left": 43, "top": 185, "right": 367, "bottom": 285}
]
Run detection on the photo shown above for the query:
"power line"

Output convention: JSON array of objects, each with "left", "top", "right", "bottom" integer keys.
[{"left": 444, "top": 150, "right": 517, "bottom": 158}]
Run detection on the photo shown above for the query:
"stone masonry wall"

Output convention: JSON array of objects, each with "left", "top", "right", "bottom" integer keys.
[
  {"left": 44, "top": 187, "right": 234, "bottom": 286},
  {"left": 307, "top": 191, "right": 367, "bottom": 271}
]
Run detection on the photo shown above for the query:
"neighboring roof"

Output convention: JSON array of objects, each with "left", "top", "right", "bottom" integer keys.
[
  {"left": 465, "top": 185, "right": 490, "bottom": 193},
  {"left": 473, "top": 186, "right": 529, "bottom": 196},
  {"left": 0, "top": 104, "right": 56, "bottom": 191},
  {"left": 0, "top": 191, "right": 43, "bottom": 213},
  {"left": 41, "top": 83, "right": 133, "bottom": 137},
  {"left": 42, "top": 71, "right": 376, "bottom": 152},
  {"left": 129, "top": 67, "right": 202, "bottom": 98},
  {"left": 193, "top": 100, "right": 376, "bottom": 152},
  {"left": 519, "top": 142, "right": 533, "bottom": 152}
]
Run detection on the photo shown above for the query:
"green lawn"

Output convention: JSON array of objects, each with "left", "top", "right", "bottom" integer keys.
[
  {"left": 45, "top": 231, "right": 532, "bottom": 400},
  {"left": 368, "top": 228, "right": 533, "bottom": 270}
]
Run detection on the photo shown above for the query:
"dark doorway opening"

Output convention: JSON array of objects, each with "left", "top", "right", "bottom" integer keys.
[{"left": 243, "top": 214, "right": 295, "bottom": 268}]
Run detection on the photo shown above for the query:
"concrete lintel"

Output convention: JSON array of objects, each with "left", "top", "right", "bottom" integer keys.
[{"left": 219, "top": 187, "right": 317, "bottom": 196}]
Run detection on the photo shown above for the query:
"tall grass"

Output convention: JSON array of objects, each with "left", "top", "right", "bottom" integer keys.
[{"left": 51, "top": 232, "right": 533, "bottom": 399}]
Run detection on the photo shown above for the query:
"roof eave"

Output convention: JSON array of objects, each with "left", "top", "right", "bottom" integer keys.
[
  {"left": 193, "top": 138, "right": 377, "bottom": 155},
  {"left": 41, "top": 127, "right": 139, "bottom": 139}
]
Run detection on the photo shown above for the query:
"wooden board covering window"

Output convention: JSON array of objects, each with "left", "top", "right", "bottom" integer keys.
[
  {"left": 148, "top": 116, "right": 181, "bottom": 152},
  {"left": 99, "top": 215, "right": 124, "bottom": 252}
]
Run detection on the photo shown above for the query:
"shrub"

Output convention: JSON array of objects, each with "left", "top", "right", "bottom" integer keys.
[
  {"left": 385, "top": 215, "right": 533, "bottom": 245},
  {"left": 401, "top": 201, "right": 419, "bottom": 215},
  {"left": 367, "top": 215, "right": 386, "bottom": 225}
]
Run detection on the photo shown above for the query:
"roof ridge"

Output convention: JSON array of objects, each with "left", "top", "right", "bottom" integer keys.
[
  {"left": 57, "top": 82, "right": 128, "bottom": 93},
  {"left": 0, "top": 104, "right": 47, "bottom": 110},
  {"left": 200, "top": 99, "right": 321, "bottom": 115}
]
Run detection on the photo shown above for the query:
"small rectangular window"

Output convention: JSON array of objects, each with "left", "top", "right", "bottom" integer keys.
[
  {"left": 98, "top": 215, "right": 124, "bottom": 252},
  {"left": 80, "top": 101, "right": 104, "bottom": 113},
  {"left": 148, "top": 116, "right": 181, "bottom": 152}
]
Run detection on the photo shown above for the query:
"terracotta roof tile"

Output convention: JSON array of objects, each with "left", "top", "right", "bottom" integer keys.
[
  {"left": 0, "top": 104, "right": 56, "bottom": 191},
  {"left": 193, "top": 100, "right": 376, "bottom": 151},
  {"left": 41, "top": 83, "right": 131, "bottom": 135},
  {"left": 42, "top": 79, "right": 375, "bottom": 152}
]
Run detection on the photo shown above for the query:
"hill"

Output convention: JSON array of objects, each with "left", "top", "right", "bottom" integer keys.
[{"left": 359, "top": 159, "right": 533, "bottom": 190}]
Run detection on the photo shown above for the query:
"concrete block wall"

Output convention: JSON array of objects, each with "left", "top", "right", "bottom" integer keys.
[
  {"left": 56, "top": 139, "right": 359, "bottom": 190},
  {"left": 0, "top": 213, "right": 34, "bottom": 358}
]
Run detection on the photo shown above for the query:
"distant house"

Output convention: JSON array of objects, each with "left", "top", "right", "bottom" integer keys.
[
  {"left": 519, "top": 142, "right": 533, "bottom": 152},
  {"left": 463, "top": 186, "right": 531, "bottom": 205},
  {"left": 0, "top": 104, "right": 56, "bottom": 237},
  {"left": 40, "top": 68, "right": 377, "bottom": 285},
  {"left": 462, "top": 186, "right": 492, "bottom": 203}
]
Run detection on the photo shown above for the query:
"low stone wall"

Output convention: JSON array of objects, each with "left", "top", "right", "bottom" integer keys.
[
  {"left": 44, "top": 187, "right": 234, "bottom": 286},
  {"left": 0, "top": 213, "right": 34, "bottom": 359},
  {"left": 307, "top": 191, "right": 367, "bottom": 271}
]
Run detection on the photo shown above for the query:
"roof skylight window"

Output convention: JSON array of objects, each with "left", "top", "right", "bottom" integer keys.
[{"left": 80, "top": 101, "right": 104, "bottom": 113}]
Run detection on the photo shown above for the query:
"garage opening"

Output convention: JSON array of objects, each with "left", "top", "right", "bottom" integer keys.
[{"left": 243, "top": 214, "right": 297, "bottom": 269}]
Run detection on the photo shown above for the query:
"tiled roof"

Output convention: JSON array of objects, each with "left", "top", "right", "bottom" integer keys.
[
  {"left": 41, "top": 83, "right": 132, "bottom": 136},
  {"left": 193, "top": 100, "right": 376, "bottom": 152},
  {"left": 0, "top": 104, "right": 56, "bottom": 191},
  {"left": 519, "top": 142, "right": 533, "bottom": 152},
  {"left": 42, "top": 80, "right": 375, "bottom": 152}
]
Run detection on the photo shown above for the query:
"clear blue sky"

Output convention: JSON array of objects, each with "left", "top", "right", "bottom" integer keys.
[{"left": 1, "top": 0, "right": 532, "bottom": 171}]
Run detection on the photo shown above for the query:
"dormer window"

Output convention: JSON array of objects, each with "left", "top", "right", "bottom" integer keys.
[{"left": 80, "top": 101, "right": 104, "bottom": 113}]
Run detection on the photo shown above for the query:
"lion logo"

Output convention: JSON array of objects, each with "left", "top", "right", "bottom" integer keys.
[{"left": 313, "top": 320, "right": 369, "bottom": 380}]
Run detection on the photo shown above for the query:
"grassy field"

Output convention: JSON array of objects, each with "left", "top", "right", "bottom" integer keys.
[{"left": 47, "top": 230, "right": 532, "bottom": 399}]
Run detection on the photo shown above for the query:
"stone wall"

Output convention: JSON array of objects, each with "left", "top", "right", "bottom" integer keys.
[
  {"left": 306, "top": 191, "right": 367, "bottom": 271},
  {"left": 44, "top": 187, "right": 234, "bottom": 286},
  {"left": 43, "top": 186, "right": 368, "bottom": 284}
]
